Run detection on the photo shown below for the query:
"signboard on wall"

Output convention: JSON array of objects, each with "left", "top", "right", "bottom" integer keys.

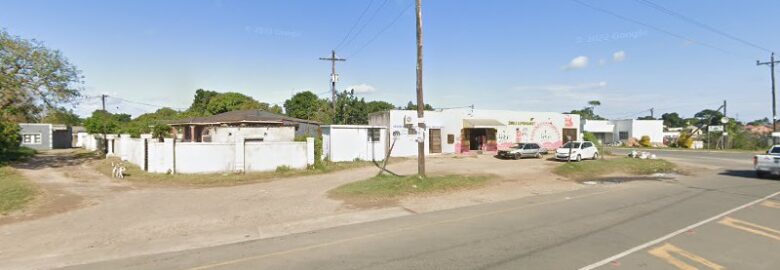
[{"left": 708, "top": 125, "right": 724, "bottom": 132}]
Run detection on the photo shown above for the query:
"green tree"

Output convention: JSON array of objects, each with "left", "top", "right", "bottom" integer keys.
[
  {"left": 366, "top": 101, "right": 395, "bottom": 115},
  {"left": 693, "top": 109, "right": 724, "bottom": 126},
  {"left": 284, "top": 91, "right": 322, "bottom": 120},
  {"left": 186, "top": 89, "right": 219, "bottom": 116},
  {"left": 333, "top": 90, "right": 368, "bottom": 125},
  {"left": 402, "top": 101, "right": 434, "bottom": 110},
  {"left": 41, "top": 107, "right": 82, "bottom": 125},
  {"left": 661, "top": 112, "right": 685, "bottom": 128},
  {"left": 748, "top": 117, "right": 770, "bottom": 126},
  {"left": 205, "top": 92, "right": 263, "bottom": 115},
  {"left": 83, "top": 110, "right": 121, "bottom": 135},
  {"left": 0, "top": 29, "right": 82, "bottom": 122}
]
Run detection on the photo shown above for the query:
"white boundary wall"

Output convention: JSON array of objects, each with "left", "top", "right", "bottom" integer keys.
[
  {"left": 322, "top": 125, "right": 387, "bottom": 162},
  {"left": 89, "top": 134, "right": 315, "bottom": 174}
]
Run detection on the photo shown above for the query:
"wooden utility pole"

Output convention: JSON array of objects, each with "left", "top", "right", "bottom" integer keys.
[
  {"left": 415, "top": 0, "right": 426, "bottom": 177},
  {"left": 319, "top": 50, "right": 346, "bottom": 110},
  {"left": 757, "top": 52, "right": 779, "bottom": 136}
]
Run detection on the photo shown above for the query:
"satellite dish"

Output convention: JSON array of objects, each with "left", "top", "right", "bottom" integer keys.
[{"left": 720, "top": 117, "right": 730, "bottom": 124}]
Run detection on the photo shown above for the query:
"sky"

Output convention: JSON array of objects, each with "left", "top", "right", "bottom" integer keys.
[{"left": 2, "top": 0, "right": 779, "bottom": 122}]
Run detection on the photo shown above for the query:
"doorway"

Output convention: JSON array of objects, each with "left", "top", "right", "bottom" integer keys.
[
  {"left": 429, "top": 129, "right": 442, "bottom": 153},
  {"left": 562, "top": 128, "right": 577, "bottom": 143},
  {"left": 462, "top": 128, "right": 497, "bottom": 151}
]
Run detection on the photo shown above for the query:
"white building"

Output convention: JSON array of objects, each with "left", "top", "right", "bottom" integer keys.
[
  {"left": 322, "top": 125, "right": 387, "bottom": 162},
  {"left": 369, "top": 109, "right": 581, "bottom": 157},
  {"left": 582, "top": 119, "right": 664, "bottom": 144}
]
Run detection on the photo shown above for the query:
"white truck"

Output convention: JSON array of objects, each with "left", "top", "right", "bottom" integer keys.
[{"left": 754, "top": 145, "right": 780, "bottom": 178}]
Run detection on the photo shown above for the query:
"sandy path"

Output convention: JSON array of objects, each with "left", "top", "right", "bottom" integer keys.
[{"left": 0, "top": 151, "right": 581, "bottom": 270}]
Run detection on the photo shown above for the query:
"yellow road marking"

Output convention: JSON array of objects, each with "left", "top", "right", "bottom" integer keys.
[
  {"left": 761, "top": 200, "right": 780, "bottom": 209},
  {"left": 185, "top": 189, "right": 614, "bottom": 270},
  {"left": 718, "top": 217, "right": 780, "bottom": 241},
  {"left": 648, "top": 243, "right": 725, "bottom": 270}
]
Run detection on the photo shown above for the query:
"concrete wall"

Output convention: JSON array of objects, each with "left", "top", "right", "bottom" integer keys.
[
  {"left": 322, "top": 125, "right": 386, "bottom": 162},
  {"left": 631, "top": 120, "right": 664, "bottom": 143},
  {"left": 369, "top": 109, "right": 581, "bottom": 157},
  {"left": 99, "top": 133, "right": 314, "bottom": 174},
  {"left": 207, "top": 126, "right": 295, "bottom": 143},
  {"left": 19, "top": 124, "right": 52, "bottom": 150}
]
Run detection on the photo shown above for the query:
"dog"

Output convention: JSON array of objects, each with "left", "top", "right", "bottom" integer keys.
[{"left": 111, "top": 162, "right": 126, "bottom": 179}]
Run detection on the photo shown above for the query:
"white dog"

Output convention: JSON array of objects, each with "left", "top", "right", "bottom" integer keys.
[{"left": 111, "top": 162, "right": 126, "bottom": 179}]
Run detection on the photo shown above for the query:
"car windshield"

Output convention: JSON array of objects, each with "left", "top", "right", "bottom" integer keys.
[
  {"left": 771, "top": 147, "right": 780, "bottom": 154},
  {"left": 561, "top": 142, "right": 581, "bottom": 149},
  {"left": 512, "top": 143, "right": 526, "bottom": 149}
]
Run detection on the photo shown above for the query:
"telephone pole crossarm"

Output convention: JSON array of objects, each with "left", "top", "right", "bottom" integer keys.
[{"left": 319, "top": 50, "right": 346, "bottom": 110}]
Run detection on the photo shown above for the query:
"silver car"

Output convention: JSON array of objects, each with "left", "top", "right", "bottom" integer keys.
[{"left": 497, "top": 143, "right": 548, "bottom": 159}]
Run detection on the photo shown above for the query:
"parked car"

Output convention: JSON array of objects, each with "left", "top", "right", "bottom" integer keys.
[
  {"left": 555, "top": 141, "right": 599, "bottom": 161},
  {"left": 754, "top": 145, "right": 780, "bottom": 178},
  {"left": 497, "top": 143, "right": 547, "bottom": 159}
]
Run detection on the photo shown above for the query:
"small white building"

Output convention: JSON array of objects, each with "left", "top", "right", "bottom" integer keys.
[
  {"left": 582, "top": 119, "right": 664, "bottom": 144},
  {"left": 369, "top": 109, "right": 581, "bottom": 157},
  {"left": 322, "top": 125, "right": 387, "bottom": 162}
]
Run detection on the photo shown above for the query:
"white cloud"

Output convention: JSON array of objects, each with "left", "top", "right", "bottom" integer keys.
[
  {"left": 563, "top": 56, "right": 589, "bottom": 70},
  {"left": 613, "top": 50, "right": 626, "bottom": 62},
  {"left": 347, "top": 83, "right": 376, "bottom": 94}
]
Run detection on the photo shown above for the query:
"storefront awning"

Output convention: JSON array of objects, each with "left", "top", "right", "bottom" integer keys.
[{"left": 463, "top": 119, "right": 505, "bottom": 128}]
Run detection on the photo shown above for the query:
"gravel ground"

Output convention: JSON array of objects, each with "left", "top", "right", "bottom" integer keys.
[{"left": 0, "top": 150, "right": 581, "bottom": 270}]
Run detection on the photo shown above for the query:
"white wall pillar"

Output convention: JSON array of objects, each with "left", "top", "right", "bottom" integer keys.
[
  {"left": 306, "top": 137, "right": 315, "bottom": 165},
  {"left": 106, "top": 134, "right": 117, "bottom": 156},
  {"left": 163, "top": 138, "right": 175, "bottom": 174},
  {"left": 235, "top": 136, "right": 245, "bottom": 173}
]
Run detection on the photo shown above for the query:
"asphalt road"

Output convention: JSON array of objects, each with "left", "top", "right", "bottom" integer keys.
[{"left": 63, "top": 150, "right": 780, "bottom": 270}]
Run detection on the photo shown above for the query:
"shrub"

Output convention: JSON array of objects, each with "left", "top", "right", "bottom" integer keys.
[
  {"left": 313, "top": 137, "right": 324, "bottom": 169},
  {"left": 583, "top": 132, "right": 600, "bottom": 145},
  {"left": 677, "top": 132, "right": 694, "bottom": 148},
  {"left": 639, "top": 135, "right": 652, "bottom": 147},
  {"left": 275, "top": 165, "right": 292, "bottom": 173},
  {"left": 0, "top": 119, "right": 21, "bottom": 162}
]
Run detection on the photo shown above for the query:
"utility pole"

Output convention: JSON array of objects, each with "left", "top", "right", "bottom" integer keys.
[
  {"left": 650, "top": 107, "right": 654, "bottom": 119},
  {"left": 757, "top": 52, "right": 779, "bottom": 139},
  {"left": 101, "top": 94, "right": 107, "bottom": 111},
  {"left": 319, "top": 50, "right": 346, "bottom": 110},
  {"left": 415, "top": 0, "right": 426, "bottom": 177}
]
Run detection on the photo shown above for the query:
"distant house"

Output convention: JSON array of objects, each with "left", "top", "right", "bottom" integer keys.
[
  {"left": 167, "top": 110, "right": 320, "bottom": 143},
  {"left": 19, "top": 123, "right": 73, "bottom": 150},
  {"left": 582, "top": 119, "right": 664, "bottom": 145}
]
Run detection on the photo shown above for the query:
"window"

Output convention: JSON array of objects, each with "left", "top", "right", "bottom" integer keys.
[
  {"left": 583, "top": 142, "right": 593, "bottom": 148},
  {"left": 22, "top": 134, "right": 42, "bottom": 145},
  {"left": 619, "top": 131, "right": 629, "bottom": 140},
  {"left": 368, "top": 128, "right": 381, "bottom": 142},
  {"left": 447, "top": 134, "right": 455, "bottom": 144}
]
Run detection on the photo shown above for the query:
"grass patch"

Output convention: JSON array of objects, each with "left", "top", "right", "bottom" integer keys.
[
  {"left": 329, "top": 174, "right": 491, "bottom": 205},
  {"left": 554, "top": 157, "right": 677, "bottom": 181},
  {"left": 93, "top": 157, "right": 403, "bottom": 187},
  {"left": 0, "top": 167, "right": 37, "bottom": 215}
]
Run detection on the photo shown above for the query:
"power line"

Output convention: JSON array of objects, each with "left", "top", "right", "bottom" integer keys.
[
  {"left": 340, "top": 0, "right": 391, "bottom": 51},
  {"left": 568, "top": 0, "right": 746, "bottom": 59},
  {"left": 347, "top": 2, "right": 414, "bottom": 58},
  {"left": 633, "top": 0, "right": 772, "bottom": 53},
  {"left": 111, "top": 96, "right": 186, "bottom": 111},
  {"left": 334, "top": 0, "right": 377, "bottom": 51}
]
